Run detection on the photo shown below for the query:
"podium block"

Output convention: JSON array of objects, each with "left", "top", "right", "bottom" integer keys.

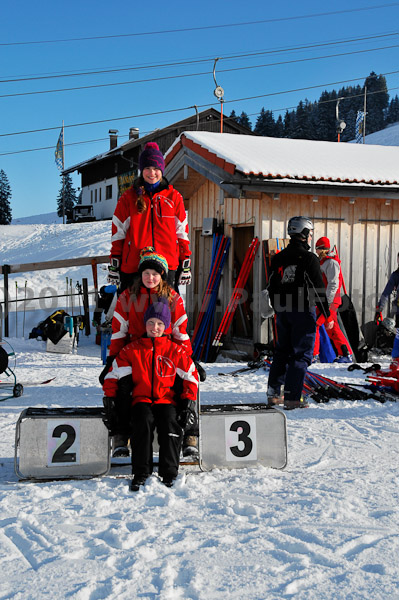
[
  {"left": 199, "top": 404, "right": 287, "bottom": 471},
  {"left": 15, "top": 407, "right": 110, "bottom": 480}
]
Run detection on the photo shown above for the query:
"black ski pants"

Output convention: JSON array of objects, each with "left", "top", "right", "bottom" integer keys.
[
  {"left": 130, "top": 403, "right": 183, "bottom": 478},
  {"left": 268, "top": 310, "right": 316, "bottom": 403}
]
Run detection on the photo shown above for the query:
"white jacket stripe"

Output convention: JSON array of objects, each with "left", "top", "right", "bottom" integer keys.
[{"left": 111, "top": 215, "right": 131, "bottom": 242}]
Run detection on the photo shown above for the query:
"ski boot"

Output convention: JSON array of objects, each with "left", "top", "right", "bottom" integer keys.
[
  {"left": 182, "top": 435, "right": 199, "bottom": 458},
  {"left": 130, "top": 474, "right": 149, "bottom": 492},
  {"left": 111, "top": 434, "right": 129, "bottom": 458},
  {"left": 284, "top": 397, "right": 309, "bottom": 410},
  {"left": 266, "top": 387, "right": 284, "bottom": 407}
]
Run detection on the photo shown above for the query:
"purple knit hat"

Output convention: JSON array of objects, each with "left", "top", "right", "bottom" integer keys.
[
  {"left": 144, "top": 298, "right": 171, "bottom": 330},
  {"left": 139, "top": 142, "right": 165, "bottom": 173}
]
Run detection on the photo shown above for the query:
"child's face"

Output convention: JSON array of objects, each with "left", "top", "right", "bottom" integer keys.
[
  {"left": 142, "top": 167, "right": 162, "bottom": 185},
  {"left": 146, "top": 317, "right": 166, "bottom": 337},
  {"left": 142, "top": 268, "right": 162, "bottom": 289}
]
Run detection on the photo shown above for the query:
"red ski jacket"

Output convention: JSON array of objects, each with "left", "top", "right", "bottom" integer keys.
[
  {"left": 319, "top": 255, "right": 343, "bottom": 311},
  {"left": 103, "top": 336, "right": 198, "bottom": 406},
  {"left": 110, "top": 180, "right": 191, "bottom": 274},
  {"left": 108, "top": 285, "right": 192, "bottom": 357}
]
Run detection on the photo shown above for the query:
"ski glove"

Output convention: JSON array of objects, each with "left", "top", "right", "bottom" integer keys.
[
  {"left": 99, "top": 355, "right": 116, "bottom": 385},
  {"left": 107, "top": 257, "right": 121, "bottom": 285},
  {"left": 177, "top": 408, "right": 197, "bottom": 431},
  {"left": 178, "top": 258, "right": 192, "bottom": 285},
  {"left": 374, "top": 309, "right": 383, "bottom": 325}
]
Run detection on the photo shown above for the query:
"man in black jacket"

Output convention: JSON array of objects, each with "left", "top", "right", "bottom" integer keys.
[{"left": 267, "top": 216, "right": 332, "bottom": 410}]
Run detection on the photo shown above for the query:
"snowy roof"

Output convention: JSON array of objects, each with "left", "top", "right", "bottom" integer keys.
[{"left": 166, "top": 131, "right": 399, "bottom": 186}]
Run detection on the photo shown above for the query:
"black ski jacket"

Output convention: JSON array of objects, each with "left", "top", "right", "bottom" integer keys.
[{"left": 268, "top": 237, "right": 330, "bottom": 318}]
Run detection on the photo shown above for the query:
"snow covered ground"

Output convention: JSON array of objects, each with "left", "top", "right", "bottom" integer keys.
[{"left": 1, "top": 222, "right": 399, "bottom": 599}]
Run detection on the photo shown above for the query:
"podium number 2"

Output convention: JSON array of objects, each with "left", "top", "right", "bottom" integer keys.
[
  {"left": 52, "top": 425, "right": 76, "bottom": 463},
  {"left": 47, "top": 420, "right": 81, "bottom": 466},
  {"left": 225, "top": 416, "right": 257, "bottom": 462}
]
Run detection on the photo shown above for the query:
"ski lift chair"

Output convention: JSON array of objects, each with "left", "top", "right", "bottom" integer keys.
[{"left": 0, "top": 340, "right": 23, "bottom": 401}]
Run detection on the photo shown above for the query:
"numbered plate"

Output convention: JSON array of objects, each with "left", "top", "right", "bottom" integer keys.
[
  {"left": 15, "top": 408, "right": 110, "bottom": 480},
  {"left": 199, "top": 404, "right": 287, "bottom": 471}
]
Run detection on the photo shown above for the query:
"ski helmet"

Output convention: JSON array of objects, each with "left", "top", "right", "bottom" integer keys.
[
  {"left": 287, "top": 216, "right": 314, "bottom": 239},
  {"left": 382, "top": 317, "right": 396, "bottom": 335}
]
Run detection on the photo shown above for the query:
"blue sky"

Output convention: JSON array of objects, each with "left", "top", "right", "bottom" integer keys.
[{"left": 2, "top": 1, "right": 399, "bottom": 218}]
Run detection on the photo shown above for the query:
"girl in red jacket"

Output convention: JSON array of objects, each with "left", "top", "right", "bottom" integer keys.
[
  {"left": 103, "top": 299, "right": 198, "bottom": 491},
  {"left": 313, "top": 237, "right": 353, "bottom": 362},
  {"left": 108, "top": 247, "right": 192, "bottom": 361},
  {"left": 100, "top": 247, "right": 199, "bottom": 459},
  {"left": 108, "top": 142, "right": 191, "bottom": 292}
]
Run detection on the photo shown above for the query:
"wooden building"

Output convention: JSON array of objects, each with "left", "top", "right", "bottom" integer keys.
[
  {"left": 165, "top": 131, "right": 399, "bottom": 356},
  {"left": 64, "top": 109, "right": 252, "bottom": 220}
]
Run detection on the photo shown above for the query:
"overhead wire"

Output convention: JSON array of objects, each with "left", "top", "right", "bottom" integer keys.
[
  {"left": 2, "top": 31, "right": 398, "bottom": 83},
  {"left": 1, "top": 3, "right": 398, "bottom": 46},
  {"left": 1, "top": 42, "right": 398, "bottom": 100},
  {"left": 1, "top": 83, "right": 398, "bottom": 157}
]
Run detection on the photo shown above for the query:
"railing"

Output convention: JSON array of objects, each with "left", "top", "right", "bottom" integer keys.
[{"left": 1, "top": 255, "right": 109, "bottom": 337}]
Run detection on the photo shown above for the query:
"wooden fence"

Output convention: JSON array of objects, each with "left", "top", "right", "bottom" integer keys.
[{"left": 1, "top": 255, "right": 109, "bottom": 337}]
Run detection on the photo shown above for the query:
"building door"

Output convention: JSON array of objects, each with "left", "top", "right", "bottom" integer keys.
[{"left": 231, "top": 226, "right": 255, "bottom": 339}]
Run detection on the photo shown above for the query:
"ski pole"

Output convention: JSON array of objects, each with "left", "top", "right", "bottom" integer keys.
[
  {"left": 23, "top": 280, "right": 27, "bottom": 338},
  {"left": 70, "top": 278, "right": 74, "bottom": 316},
  {"left": 15, "top": 281, "right": 18, "bottom": 337}
]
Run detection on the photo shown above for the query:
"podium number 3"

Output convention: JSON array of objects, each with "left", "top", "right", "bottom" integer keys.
[
  {"left": 225, "top": 416, "right": 257, "bottom": 461},
  {"left": 229, "top": 420, "right": 253, "bottom": 457}
]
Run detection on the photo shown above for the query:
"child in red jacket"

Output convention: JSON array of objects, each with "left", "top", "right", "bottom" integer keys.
[
  {"left": 108, "top": 142, "right": 191, "bottom": 292},
  {"left": 103, "top": 299, "right": 198, "bottom": 491}
]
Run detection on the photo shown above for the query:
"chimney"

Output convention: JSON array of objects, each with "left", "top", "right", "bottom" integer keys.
[
  {"left": 129, "top": 127, "right": 139, "bottom": 140},
  {"left": 109, "top": 129, "right": 118, "bottom": 150}
]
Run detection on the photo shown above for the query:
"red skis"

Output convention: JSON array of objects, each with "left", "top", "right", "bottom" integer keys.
[{"left": 209, "top": 237, "right": 260, "bottom": 361}]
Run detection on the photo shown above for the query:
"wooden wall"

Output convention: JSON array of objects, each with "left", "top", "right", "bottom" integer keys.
[{"left": 186, "top": 182, "right": 399, "bottom": 346}]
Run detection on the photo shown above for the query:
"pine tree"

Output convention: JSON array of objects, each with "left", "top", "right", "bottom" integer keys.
[
  {"left": 254, "top": 108, "right": 277, "bottom": 136},
  {"left": 229, "top": 110, "right": 238, "bottom": 122},
  {"left": 237, "top": 111, "right": 252, "bottom": 130},
  {"left": 0, "top": 169, "right": 12, "bottom": 225},
  {"left": 56, "top": 173, "right": 77, "bottom": 218},
  {"left": 363, "top": 72, "right": 389, "bottom": 134}
]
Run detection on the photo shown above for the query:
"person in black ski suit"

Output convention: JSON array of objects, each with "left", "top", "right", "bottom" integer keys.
[
  {"left": 375, "top": 251, "right": 399, "bottom": 366},
  {"left": 267, "top": 216, "right": 332, "bottom": 410}
]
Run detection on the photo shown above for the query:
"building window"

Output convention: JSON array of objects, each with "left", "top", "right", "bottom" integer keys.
[
  {"left": 95, "top": 189, "right": 97, "bottom": 203},
  {"left": 90, "top": 190, "right": 93, "bottom": 204},
  {"left": 106, "top": 185, "right": 112, "bottom": 200},
  {"left": 99, "top": 188, "right": 102, "bottom": 202}
]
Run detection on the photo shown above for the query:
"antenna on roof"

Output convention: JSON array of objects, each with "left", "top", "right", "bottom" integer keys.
[{"left": 213, "top": 58, "right": 224, "bottom": 134}]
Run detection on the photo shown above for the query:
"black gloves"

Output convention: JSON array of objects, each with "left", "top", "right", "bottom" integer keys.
[
  {"left": 177, "top": 408, "right": 197, "bottom": 431},
  {"left": 176, "top": 399, "right": 197, "bottom": 431},
  {"left": 99, "top": 355, "right": 116, "bottom": 385},
  {"left": 193, "top": 358, "right": 206, "bottom": 382},
  {"left": 107, "top": 257, "right": 121, "bottom": 286}
]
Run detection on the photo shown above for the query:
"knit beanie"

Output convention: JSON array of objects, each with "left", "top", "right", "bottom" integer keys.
[
  {"left": 144, "top": 298, "right": 171, "bottom": 330},
  {"left": 139, "top": 142, "right": 165, "bottom": 173},
  {"left": 315, "top": 236, "right": 331, "bottom": 250},
  {"left": 138, "top": 246, "right": 168, "bottom": 279}
]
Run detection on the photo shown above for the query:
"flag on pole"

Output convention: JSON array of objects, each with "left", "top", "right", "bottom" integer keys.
[
  {"left": 355, "top": 111, "right": 365, "bottom": 144},
  {"left": 55, "top": 127, "right": 64, "bottom": 170}
]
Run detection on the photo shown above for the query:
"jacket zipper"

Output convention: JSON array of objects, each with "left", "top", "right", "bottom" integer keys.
[{"left": 151, "top": 338, "right": 155, "bottom": 403}]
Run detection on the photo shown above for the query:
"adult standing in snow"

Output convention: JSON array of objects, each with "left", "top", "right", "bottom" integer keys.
[
  {"left": 103, "top": 299, "right": 198, "bottom": 491},
  {"left": 266, "top": 216, "right": 332, "bottom": 410},
  {"left": 313, "top": 237, "right": 353, "bottom": 363},
  {"left": 108, "top": 141, "right": 191, "bottom": 292},
  {"left": 375, "top": 251, "right": 399, "bottom": 368},
  {"left": 100, "top": 247, "right": 200, "bottom": 458}
]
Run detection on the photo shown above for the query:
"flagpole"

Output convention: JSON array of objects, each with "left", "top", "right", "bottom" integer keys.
[
  {"left": 62, "top": 120, "right": 65, "bottom": 224},
  {"left": 363, "top": 86, "right": 367, "bottom": 144}
]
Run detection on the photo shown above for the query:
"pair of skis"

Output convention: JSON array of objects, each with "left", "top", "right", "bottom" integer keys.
[{"left": 208, "top": 237, "right": 260, "bottom": 362}]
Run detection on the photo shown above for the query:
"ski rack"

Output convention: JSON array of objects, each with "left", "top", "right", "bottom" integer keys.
[
  {"left": 192, "top": 234, "right": 231, "bottom": 362},
  {"left": 208, "top": 237, "right": 260, "bottom": 362}
]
